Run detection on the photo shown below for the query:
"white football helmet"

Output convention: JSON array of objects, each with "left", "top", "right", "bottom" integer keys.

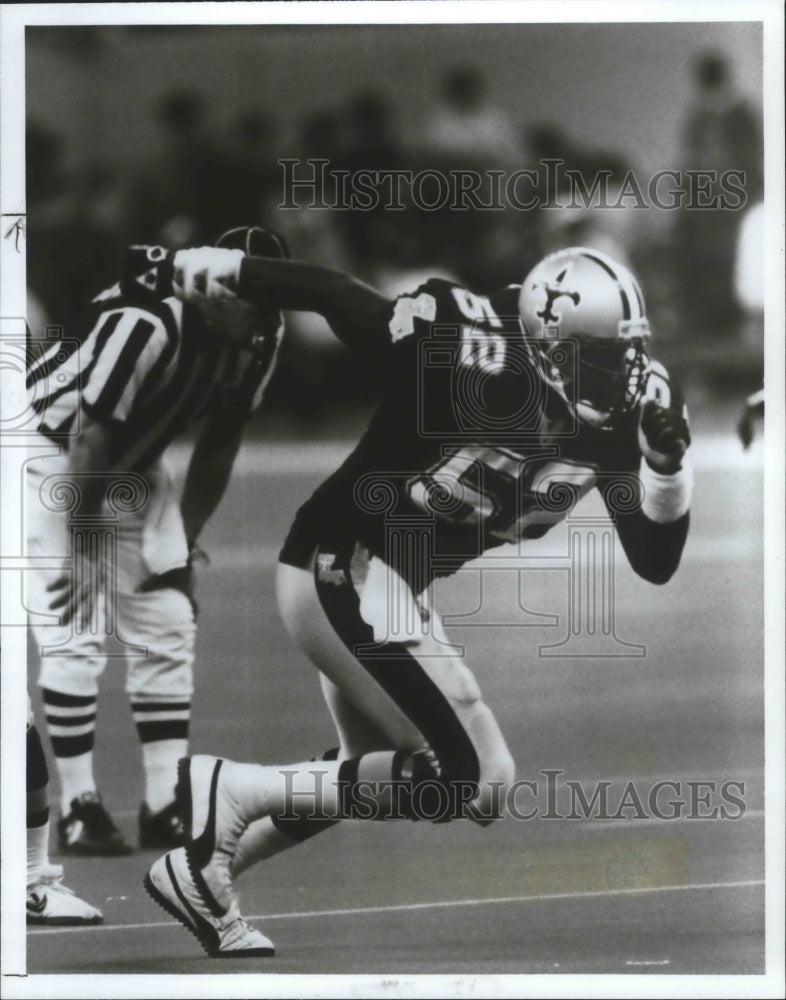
[{"left": 518, "top": 247, "right": 651, "bottom": 428}]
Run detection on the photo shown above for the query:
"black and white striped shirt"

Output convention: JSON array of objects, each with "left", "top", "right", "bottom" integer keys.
[{"left": 27, "top": 282, "right": 280, "bottom": 471}]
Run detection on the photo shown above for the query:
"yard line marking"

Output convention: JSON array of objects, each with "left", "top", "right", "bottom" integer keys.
[
  {"left": 626, "top": 959, "right": 671, "bottom": 966},
  {"left": 29, "top": 878, "right": 764, "bottom": 936}
]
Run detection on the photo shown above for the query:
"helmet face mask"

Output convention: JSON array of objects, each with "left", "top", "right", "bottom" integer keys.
[
  {"left": 539, "top": 336, "right": 650, "bottom": 427},
  {"left": 518, "top": 247, "right": 651, "bottom": 429}
]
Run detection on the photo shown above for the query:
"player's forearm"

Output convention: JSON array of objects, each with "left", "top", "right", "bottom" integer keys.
[
  {"left": 615, "top": 460, "right": 693, "bottom": 583},
  {"left": 180, "top": 417, "right": 244, "bottom": 545},
  {"left": 238, "top": 257, "right": 390, "bottom": 347},
  {"left": 67, "top": 418, "right": 114, "bottom": 516},
  {"left": 616, "top": 508, "right": 690, "bottom": 584}
]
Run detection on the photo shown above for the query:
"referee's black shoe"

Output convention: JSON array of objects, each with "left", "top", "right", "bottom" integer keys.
[
  {"left": 139, "top": 800, "right": 186, "bottom": 849},
  {"left": 57, "top": 791, "right": 133, "bottom": 856}
]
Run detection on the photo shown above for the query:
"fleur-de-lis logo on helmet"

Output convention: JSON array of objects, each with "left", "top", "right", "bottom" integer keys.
[{"left": 534, "top": 268, "right": 581, "bottom": 326}]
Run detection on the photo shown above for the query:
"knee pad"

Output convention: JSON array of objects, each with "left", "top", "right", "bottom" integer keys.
[{"left": 395, "top": 749, "right": 479, "bottom": 824}]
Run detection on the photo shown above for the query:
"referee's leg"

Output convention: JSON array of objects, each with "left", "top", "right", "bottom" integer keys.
[{"left": 26, "top": 451, "right": 108, "bottom": 817}]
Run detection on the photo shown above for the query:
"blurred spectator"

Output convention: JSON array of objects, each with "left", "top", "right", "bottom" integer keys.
[
  {"left": 681, "top": 51, "right": 762, "bottom": 193},
  {"left": 264, "top": 107, "right": 357, "bottom": 423},
  {"left": 424, "top": 64, "right": 521, "bottom": 164},
  {"left": 26, "top": 123, "right": 121, "bottom": 333},
  {"left": 733, "top": 200, "right": 764, "bottom": 376},
  {"left": 74, "top": 161, "right": 131, "bottom": 244},
  {"left": 342, "top": 92, "right": 400, "bottom": 173},
  {"left": 221, "top": 108, "right": 281, "bottom": 228},
  {"left": 414, "top": 66, "right": 525, "bottom": 290},
  {"left": 332, "top": 91, "right": 404, "bottom": 277},
  {"left": 130, "top": 89, "right": 233, "bottom": 246},
  {"left": 674, "top": 50, "right": 763, "bottom": 339},
  {"left": 734, "top": 201, "right": 764, "bottom": 315},
  {"left": 273, "top": 106, "right": 352, "bottom": 269},
  {"left": 301, "top": 108, "right": 345, "bottom": 168}
]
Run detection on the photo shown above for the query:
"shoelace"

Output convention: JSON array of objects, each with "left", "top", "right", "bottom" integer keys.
[
  {"left": 29, "top": 865, "right": 71, "bottom": 893},
  {"left": 223, "top": 915, "right": 261, "bottom": 948}
]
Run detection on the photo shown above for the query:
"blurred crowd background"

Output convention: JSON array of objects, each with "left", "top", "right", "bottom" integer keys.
[{"left": 25, "top": 23, "right": 765, "bottom": 430}]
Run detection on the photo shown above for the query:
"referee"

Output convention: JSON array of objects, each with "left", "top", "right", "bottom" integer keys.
[{"left": 26, "top": 226, "right": 286, "bottom": 855}]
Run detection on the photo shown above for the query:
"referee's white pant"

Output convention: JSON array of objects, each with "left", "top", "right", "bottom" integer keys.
[
  {"left": 26, "top": 442, "right": 195, "bottom": 703},
  {"left": 277, "top": 543, "right": 515, "bottom": 821}
]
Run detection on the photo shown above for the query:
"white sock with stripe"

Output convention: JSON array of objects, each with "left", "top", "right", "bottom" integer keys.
[
  {"left": 140, "top": 739, "right": 187, "bottom": 812},
  {"left": 56, "top": 754, "right": 97, "bottom": 814},
  {"left": 132, "top": 699, "right": 190, "bottom": 812}
]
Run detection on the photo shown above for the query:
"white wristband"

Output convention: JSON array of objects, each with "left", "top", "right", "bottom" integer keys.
[
  {"left": 172, "top": 247, "right": 243, "bottom": 301},
  {"left": 640, "top": 457, "right": 693, "bottom": 523}
]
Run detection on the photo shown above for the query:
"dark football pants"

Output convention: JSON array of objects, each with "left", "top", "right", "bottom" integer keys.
[{"left": 276, "top": 544, "right": 515, "bottom": 821}]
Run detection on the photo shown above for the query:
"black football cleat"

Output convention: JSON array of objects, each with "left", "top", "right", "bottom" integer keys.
[
  {"left": 57, "top": 791, "right": 133, "bottom": 856},
  {"left": 139, "top": 800, "right": 186, "bottom": 849}
]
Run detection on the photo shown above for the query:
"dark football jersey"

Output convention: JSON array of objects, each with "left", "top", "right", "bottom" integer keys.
[{"left": 280, "top": 278, "right": 646, "bottom": 590}]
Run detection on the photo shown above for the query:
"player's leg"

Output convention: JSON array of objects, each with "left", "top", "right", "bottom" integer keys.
[
  {"left": 273, "top": 549, "right": 515, "bottom": 822},
  {"left": 145, "top": 545, "right": 514, "bottom": 957},
  {"left": 232, "top": 674, "right": 391, "bottom": 877},
  {"left": 144, "top": 553, "right": 424, "bottom": 956},
  {"left": 226, "top": 543, "right": 516, "bottom": 826},
  {"left": 26, "top": 696, "right": 103, "bottom": 926},
  {"left": 116, "top": 468, "right": 195, "bottom": 848},
  {"left": 26, "top": 451, "right": 130, "bottom": 855},
  {"left": 224, "top": 550, "right": 514, "bottom": 832}
]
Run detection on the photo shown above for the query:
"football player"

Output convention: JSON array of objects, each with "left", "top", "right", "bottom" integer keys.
[
  {"left": 26, "top": 226, "right": 286, "bottom": 856},
  {"left": 143, "top": 245, "right": 692, "bottom": 956}
]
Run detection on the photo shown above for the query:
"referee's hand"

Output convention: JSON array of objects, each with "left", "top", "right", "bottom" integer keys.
[{"left": 46, "top": 560, "right": 100, "bottom": 628}]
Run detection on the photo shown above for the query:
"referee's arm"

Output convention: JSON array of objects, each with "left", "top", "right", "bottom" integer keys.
[
  {"left": 64, "top": 414, "right": 114, "bottom": 516},
  {"left": 179, "top": 402, "right": 246, "bottom": 549}
]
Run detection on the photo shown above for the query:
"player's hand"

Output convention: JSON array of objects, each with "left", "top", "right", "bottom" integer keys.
[
  {"left": 638, "top": 400, "right": 691, "bottom": 474},
  {"left": 46, "top": 559, "right": 100, "bottom": 628},
  {"left": 172, "top": 247, "right": 244, "bottom": 303},
  {"left": 137, "top": 546, "right": 207, "bottom": 619}
]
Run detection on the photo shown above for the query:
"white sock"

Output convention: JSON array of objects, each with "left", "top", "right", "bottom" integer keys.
[
  {"left": 142, "top": 739, "right": 187, "bottom": 812},
  {"left": 232, "top": 817, "right": 298, "bottom": 878},
  {"left": 57, "top": 753, "right": 96, "bottom": 814},
  {"left": 226, "top": 759, "right": 342, "bottom": 823},
  {"left": 27, "top": 821, "right": 50, "bottom": 882}
]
